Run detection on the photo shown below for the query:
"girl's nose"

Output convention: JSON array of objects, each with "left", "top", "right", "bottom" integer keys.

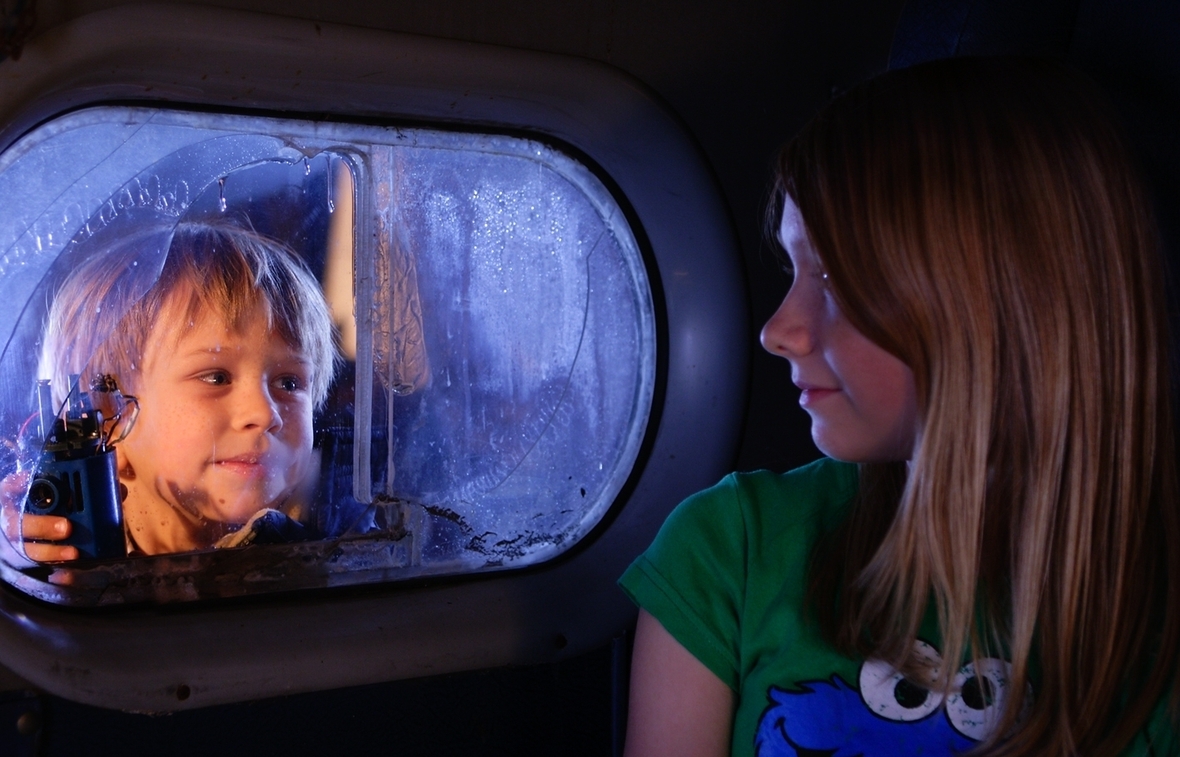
[{"left": 760, "top": 290, "right": 814, "bottom": 359}]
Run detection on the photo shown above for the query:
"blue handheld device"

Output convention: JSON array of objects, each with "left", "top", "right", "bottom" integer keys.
[{"left": 25, "top": 377, "right": 132, "bottom": 560}]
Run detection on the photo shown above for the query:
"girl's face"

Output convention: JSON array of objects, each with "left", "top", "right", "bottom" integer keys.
[{"left": 761, "top": 196, "right": 918, "bottom": 462}]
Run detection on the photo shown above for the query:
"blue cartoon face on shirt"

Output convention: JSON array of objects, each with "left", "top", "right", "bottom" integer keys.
[{"left": 754, "top": 641, "right": 1020, "bottom": 757}]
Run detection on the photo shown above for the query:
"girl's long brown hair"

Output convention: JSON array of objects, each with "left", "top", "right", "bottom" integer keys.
[{"left": 778, "top": 58, "right": 1180, "bottom": 755}]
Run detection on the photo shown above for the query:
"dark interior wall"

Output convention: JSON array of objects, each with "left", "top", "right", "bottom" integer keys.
[
  {"left": 0, "top": 3, "right": 905, "bottom": 753},
  {"left": 28, "top": 0, "right": 906, "bottom": 474}
]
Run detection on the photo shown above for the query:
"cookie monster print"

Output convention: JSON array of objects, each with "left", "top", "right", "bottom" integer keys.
[
  {"left": 754, "top": 641, "right": 1020, "bottom": 756},
  {"left": 753, "top": 676, "right": 974, "bottom": 756}
]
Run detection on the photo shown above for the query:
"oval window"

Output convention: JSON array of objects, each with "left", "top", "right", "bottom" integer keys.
[{"left": 0, "top": 107, "right": 656, "bottom": 604}]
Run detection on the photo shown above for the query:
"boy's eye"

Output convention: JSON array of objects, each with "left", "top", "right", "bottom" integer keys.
[
  {"left": 275, "top": 375, "right": 304, "bottom": 392},
  {"left": 199, "top": 371, "right": 231, "bottom": 386}
]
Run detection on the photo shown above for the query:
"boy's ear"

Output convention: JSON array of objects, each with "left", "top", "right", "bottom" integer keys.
[
  {"left": 89, "top": 386, "right": 119, "bottom": 421},
  {"left": 115, "top": 447, "right": 135, "bottom": 481}
]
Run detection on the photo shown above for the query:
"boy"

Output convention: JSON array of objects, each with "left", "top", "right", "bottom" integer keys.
[{"left": 20, "top": 220, "right": 338, "bottom": 559}]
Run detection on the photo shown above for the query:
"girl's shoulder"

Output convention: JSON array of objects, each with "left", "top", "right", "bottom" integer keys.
[
  {"left": 719, "top": 457, "right": 859, "bottom": 534},
  {"left": 729, "top": 456, "right": 858, "bottom": 503},
  {"left": 640, "top": 457, "right": 858, "bottom": 586},
  {"left": 618, "top": 457, "right": 859, "bottom": 692}
]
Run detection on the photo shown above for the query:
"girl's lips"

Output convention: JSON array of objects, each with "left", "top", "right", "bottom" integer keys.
[{"left": 798, "top": 387, "right": 839, "bottom": 407}]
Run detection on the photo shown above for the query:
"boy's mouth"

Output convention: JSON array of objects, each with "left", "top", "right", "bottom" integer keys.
[{"left": 213, "top": 454, "right": 270, "bottom": 478}]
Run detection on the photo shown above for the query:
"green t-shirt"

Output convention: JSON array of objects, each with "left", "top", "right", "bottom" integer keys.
[{"left": 619, "top": 458, "right": 1178, "bottom": 756}]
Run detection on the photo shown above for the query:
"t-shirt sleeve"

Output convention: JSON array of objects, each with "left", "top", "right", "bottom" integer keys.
[
  {"left": 619, "top": 474, "right": 747, "bottom": 691},
  {"left": 1132, "top": 696, "right": 1180, "bottom": 756}
]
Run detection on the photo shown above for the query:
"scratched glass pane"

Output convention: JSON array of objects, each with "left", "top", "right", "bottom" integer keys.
[
  {"left": 0, "top": 107, "right": 654, "bottom": 604},
  {"left": 351, "top": 135, "right": 653, "bottom": 569}
]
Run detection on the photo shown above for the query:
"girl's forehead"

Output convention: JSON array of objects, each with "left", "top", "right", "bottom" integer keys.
[{"left": 779, "top": 196, "right": 815, "bottom": 261}]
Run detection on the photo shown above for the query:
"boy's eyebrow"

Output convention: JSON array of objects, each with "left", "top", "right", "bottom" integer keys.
[
  {"left": 177, "top": 345, "right": 231, "bottom": 358},
  {"left": 269, "top": 345, "right": 314, "bottom": 363},
  {"left": 175, "top": 342, "right": 244, "bottom": 357},
  {"left": 176, "top": 346, "right": 314, "bottom": 363}
]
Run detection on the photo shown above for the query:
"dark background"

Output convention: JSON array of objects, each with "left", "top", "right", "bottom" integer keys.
[
  {"left": 61, "top": 0, "right": 1180, "bottom": 754},
  {"left": 7, "top": 0, "right": 1180, "bottom": 753},
  {"left": 5, "top": 0, "right": 1180, "bottom": 754},
  {"left": 0, "top": 0, "right": 904, "bottom": 753}
]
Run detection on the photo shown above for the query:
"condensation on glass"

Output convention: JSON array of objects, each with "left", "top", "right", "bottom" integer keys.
[{"left": 0, "top": 107, "right": 655, "bottom": 605}]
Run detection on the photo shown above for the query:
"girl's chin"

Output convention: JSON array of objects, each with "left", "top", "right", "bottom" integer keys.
[
  {"left": 811, "top": 432, "right": 913, "bottom": 464},
  {"left": 810, "top": 427, "right": 877, "bottom": 463},
  {"left": 810, "top": 426, "right": 849, "bottom": 460}
]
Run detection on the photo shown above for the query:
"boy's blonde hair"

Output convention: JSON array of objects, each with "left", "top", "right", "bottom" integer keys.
[{"left": 39, "top": 220, "right": 338, "bottom": 409}]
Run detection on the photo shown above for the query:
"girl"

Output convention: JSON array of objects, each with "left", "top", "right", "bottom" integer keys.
[{"left": 621, "top": 58, "right": 1180, "bottom": 755}]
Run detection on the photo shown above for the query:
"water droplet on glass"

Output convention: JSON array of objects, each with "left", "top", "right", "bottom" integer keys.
[
  {"left": 326, "top": 174, "right": 335, "bottom": 214},
  {"left": 218, "top": 176, "right": 227, "bottom": 213},
  {"left": 304, "top": 158, "right": 311, "bottom": 176}
]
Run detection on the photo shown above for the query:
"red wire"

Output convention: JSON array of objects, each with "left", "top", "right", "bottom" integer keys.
[{"left": 16, "top": 411, "right": 40, "bottom": 442}]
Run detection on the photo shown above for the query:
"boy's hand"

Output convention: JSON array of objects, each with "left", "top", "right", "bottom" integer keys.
[
  {"left": 20, "top": 514, "right": 77, "bottom": 562},
  {"left": 0, "top": 471, "right": 79, "bottom": 562}
]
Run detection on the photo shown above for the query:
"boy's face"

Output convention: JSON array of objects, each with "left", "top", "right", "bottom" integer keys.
[{"left": 117, "top": 298, "right": 316, "bottom": 526}]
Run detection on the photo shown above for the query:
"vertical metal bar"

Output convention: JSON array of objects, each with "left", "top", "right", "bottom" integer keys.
[{"left": 352, "top": 152, "right": 376, "bottom": 505}]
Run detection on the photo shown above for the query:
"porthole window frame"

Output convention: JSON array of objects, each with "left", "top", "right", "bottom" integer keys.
[{"left": 0, "top": 3, "right": 746, "bottom": 712}]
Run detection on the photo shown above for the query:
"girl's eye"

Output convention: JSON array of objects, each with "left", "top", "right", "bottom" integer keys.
[{"left": 199, "top": 371, "right": 230, "bottom": 386}]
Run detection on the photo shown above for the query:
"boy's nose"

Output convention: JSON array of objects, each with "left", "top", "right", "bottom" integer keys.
[
  {"left": 760, "top": 291, "right": 814, "bottom": 359},
  {"left": 236, "top": 384, "right": 283, "bottom": 433}
]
